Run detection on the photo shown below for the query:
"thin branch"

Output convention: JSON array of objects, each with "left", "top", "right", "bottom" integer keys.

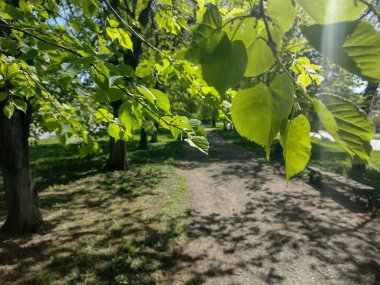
[
  {"left": 103, "top": 0, "right": 162, "bottom": 54},
  {"left": 0, "top": 23, "right": 82, "bottom": 57},
  {"left": 259, "top": 0, "right": 276, "bottom": 50},
  {"left": 357, "top": 0, "right": 380, "bottom": 21},
  {"left": 259, "top": 0, "right": 313, "bottom": 104}
]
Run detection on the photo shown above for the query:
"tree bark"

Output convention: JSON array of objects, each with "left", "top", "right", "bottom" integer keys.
[
  {"left": 0, "top": 106, "right": 42, "bottom": 234},
  {"left": 107, "top": 136, "right": 128, "bottom": 171},
  {"left": 150, "top": 123, "right": 159, "bottom": 143},
  {"left": 138, "top": 128, "right": 148, "bottom": 149},
  {"left": 107, "top": 100, "right": 128, "bottom": 171}
]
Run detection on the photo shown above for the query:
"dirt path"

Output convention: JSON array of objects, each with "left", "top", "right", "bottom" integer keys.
[{"left": 170, "top": 130, "right": 380, "bottom": 285}]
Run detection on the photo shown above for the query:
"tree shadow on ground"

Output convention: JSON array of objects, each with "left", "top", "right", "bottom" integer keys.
[
  {"left": 0, "top": 137, "right": 189, "bottom": 285},
  {"left": 169, "top": 130, "right": 379, "bottom": 285}
]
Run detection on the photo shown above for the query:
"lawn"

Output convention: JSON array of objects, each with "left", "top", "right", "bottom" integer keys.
[{"left": 0, "top": 132, "right": 191, "bottom": 285}]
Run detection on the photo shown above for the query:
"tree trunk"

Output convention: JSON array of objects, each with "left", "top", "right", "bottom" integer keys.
[
  {"left": 107, "top": 100, "right": 128, "bottom": 171},
  {"left": 150, "top": 123, "right": 159, "bottom": 143},
  {"left": 0, "top": 106, "right": 42, "bottom": 234},
  {"left": 107, "top": 137, "right": 128, "bottom": 171},
  {"left": 360, "top": 83, "right": 379, "bottom": 114},
  {"left": 138, "top": 128, "right": 148, "bottom": 149},
  {"left": 223, "top": 120, "right": 227, "bottom": 131}
]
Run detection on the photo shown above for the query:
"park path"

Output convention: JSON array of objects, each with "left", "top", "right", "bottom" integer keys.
[{"left": 169, "top": 130, "right": 380, "bottom": 285}]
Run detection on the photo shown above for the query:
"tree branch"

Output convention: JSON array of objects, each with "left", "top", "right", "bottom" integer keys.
[{"left": 103, "top": 0, "right": 162, "bottom": 54}]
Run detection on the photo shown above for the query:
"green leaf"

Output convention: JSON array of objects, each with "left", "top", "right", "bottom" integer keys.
[
  {"left": 201, "top": 35, "right": 247, "bottom": 94},
  {"left": 150, "top": 89, "right": 171, "bottom": 113},
  {"left": 185, "top": 136, "right": 209, "bottom": 154},
  {"left": 107, "top": 123, "right": 123, "bottom": 141},
  {"left": 135, "top": 60, "right": 152, "bottom": 78},
  {"left": 118, "top": 102, "right": 133, "bottom": 139},
  {"left": 319, "top": 94, "right": 375, "bottom": 162},
  {"left": 107, "top": 88, "right": 124, "bottom": 102},
  {"left": 297, "top": 73, "right": 312, "bottom": 88},
  {"left": 18, "top": 47, "right": 38, "bottom": 61},
  {"left": 224, "top": 18, "right": 282, "bottom": 77},
  {"left": 118, "top": 28, "right": 133, "bottom": 50},
  {"left": 137, "top": 85, "right": 155, "bottom": 104},
  {"left": 13, "top": 98, "right": 27, "bottom": 113},
  {"left": 82, "top": 0, "right": 98, "bottom": 17},
  {"left": 3, "top": 103, "right": 15, "bottom": 119},
  {"left": 0, "top": 92, "right": 8, "bottom": 102},
  {"left": 280, "top": 115, "right": 311, "bottom": 181},
  {"left": 297, "top": 0, "right": 366, "bottom": 24},
  {"left": 95, "top": 108, "right": 114, "bottom": 122},
  {"left": 186, "top": 4, "right": 224, "bottom": 63},
  {"left": 311, "top": 98, "right": 354, "bottom": 156},
  {"left": 302, "top": 21, "right": 380, "bottom": 83},
  {"left": 231, "top": 73, "right": 294, "bottom": 158},
  {"left": 160, "top": 115, "right": 190, "bottom": 139},
  {"left": 267, "top": 0, "right": 296, "bottom": 34},
  {"left": 106, "top": 27, "right": 119, "bottom": 42}
]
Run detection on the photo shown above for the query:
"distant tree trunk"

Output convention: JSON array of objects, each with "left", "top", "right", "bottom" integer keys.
[
  {"left": 107, "top": 100, "right": 128, "bottom": 171},
  {"left": 107, "top": 137, "right": 128, "bottom": 171},
  {"left": 0, "top": 105, "right": 42, "bottom": 234},
  {"left": 360, "top": 83, "right": 379, "bottom": 114},
  {"left": 106, "top": 0, "right": 153, "bottom": 170},
  {"left": 223, "top": 120, "right": 227, "bottom": 131},
  {"left": 150, "top": 123, "right": 159, "bottom": 143},
  {"left": 211, "top": 119, "right": 216, "bottom": 128},
  {"left": 138, "top": 128, "right": 148, "bottom": 149}
]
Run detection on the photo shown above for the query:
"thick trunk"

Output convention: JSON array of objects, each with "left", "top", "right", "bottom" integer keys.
[
  {"left": 0, "top": 106, "right": 42, "bottom": 234},
  {"left": 107, "top": 100, "right": 128, "bottom": 171},
  {"left": 138, "top": 128, "right": 148, "bottom": 149}
]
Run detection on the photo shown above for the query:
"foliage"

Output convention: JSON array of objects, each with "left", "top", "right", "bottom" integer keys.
[
  {"left": 0, "top": 0, "right": 209, "bottom": 155},
  {"left": 0, "top": 0, "right": 379, "bottom": 181},
  {"left": 186, "top": 0, "right": 378, "bottom": 181}
]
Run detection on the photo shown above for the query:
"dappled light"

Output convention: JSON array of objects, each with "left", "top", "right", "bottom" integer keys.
[{"left": 0, "top": 0, "right": 379, "bottom": 284}]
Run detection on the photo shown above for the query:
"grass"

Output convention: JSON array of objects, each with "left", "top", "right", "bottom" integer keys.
[
  {"left": 216, "top": 129, "right": 380, "bottom": 205},
  {"left": 0, "top": 131, "right": 191, "bottom": 285}
]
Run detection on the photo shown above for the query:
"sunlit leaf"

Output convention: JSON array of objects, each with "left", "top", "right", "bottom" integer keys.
[
  {"left": 319, "top": 94, "right": 375, "bottom": 162},
  {"left": 267, "top": 0, "right": 296, "bottom": 34},
  {"left": 297, "top": 0, "right": 366, "bottom": 24},
  {"left": 302, "top": 21, "right": 380, "bottom": 83},
  {"left": 231, "top": 73, "right": 294, "bottom": 158},
  {"left": 280, "top": 115, "right": 311, "bottom": 181}
]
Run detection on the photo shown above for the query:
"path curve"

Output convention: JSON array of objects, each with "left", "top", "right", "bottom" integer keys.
[{"left": 170, "top": 130, "right": 379, "bottom": 285}]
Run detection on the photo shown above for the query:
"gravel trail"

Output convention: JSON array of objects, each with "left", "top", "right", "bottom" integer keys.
[{"left": 170, "top": 129, "right": 379, "bottom": 285}]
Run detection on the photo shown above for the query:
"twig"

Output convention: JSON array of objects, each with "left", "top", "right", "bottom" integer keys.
[{"left": 103, "top": 0, "right": 162, "bottom": 54}]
